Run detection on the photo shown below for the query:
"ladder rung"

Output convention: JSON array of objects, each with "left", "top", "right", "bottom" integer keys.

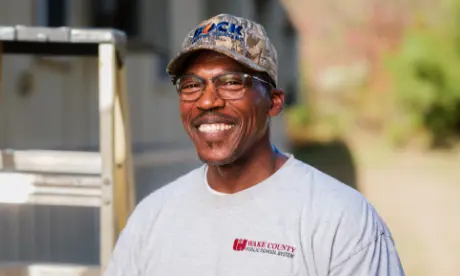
[
  {"left": 0, "top": 25, "right": 126, "bottom": 44},
  {"left": 9, "top": 194, "right": 102, "bottom": 207},
  {"left": 0, "top": 172, "right": 102, "bottom": 187},
  {"left": 0, "top": 150, "right": 101, "bottom": 175},
  {"left": 0, "top": 262, "right": 100, "bottom": 276},
  {"left": 0, "top": 172, "right": 103, "bottom": 207}
]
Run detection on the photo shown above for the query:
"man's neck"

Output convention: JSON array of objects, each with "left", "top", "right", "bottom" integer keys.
[{"left": 206, "top": 139, "right": 288, "bottom": 194}]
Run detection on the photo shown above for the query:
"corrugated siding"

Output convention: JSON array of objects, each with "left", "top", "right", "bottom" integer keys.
[{"left": 0, "top": 204, "right": 99, "bottom": 264}]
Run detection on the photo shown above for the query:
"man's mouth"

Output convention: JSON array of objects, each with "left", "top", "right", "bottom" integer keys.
[
  {"left": 197, "top": 123, "right": 235, "bottom": 134},
  {"left": 191, "top": 113, "right": 238, "bottom": 137},
  {"left": 190, "top": 113, "right": 238, "bottom": 142}
]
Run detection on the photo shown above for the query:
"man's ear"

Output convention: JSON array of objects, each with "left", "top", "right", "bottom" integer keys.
[{"left": 269, "top": 88, "right": 284, "bottom": 116}]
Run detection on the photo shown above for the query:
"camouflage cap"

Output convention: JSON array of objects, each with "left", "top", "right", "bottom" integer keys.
[{"left": 166, "top": 14, "right": 278, "bottom": 86}]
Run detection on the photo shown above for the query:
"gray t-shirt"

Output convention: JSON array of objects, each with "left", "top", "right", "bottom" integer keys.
[{"left": 104, "top": 155, "right": 405, "bottom": 276}]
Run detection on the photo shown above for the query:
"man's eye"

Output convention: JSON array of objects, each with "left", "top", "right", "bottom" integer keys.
[
  {"left": 224, "top": 80, "right": 243, "bottom": 85},
  {"left": 182, "top": 83, "right": 200, "bottom": 90}
]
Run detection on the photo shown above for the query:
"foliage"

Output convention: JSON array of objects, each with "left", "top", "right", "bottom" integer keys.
[
  {"left": 285, "top": 103, "right": 352, "bottom": 144},
  {"left": 285, "top": 104, "right": 311, "bottom": 127},
  {"left": 385, "top": 8, "right": 460, "bottom": 146}
]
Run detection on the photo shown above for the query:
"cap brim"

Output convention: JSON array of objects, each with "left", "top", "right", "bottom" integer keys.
[{"left": 166, "top": 45, "right": 266, "bottom": 79}]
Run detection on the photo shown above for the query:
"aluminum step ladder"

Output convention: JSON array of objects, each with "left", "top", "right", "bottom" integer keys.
[{"left": 0, "top": 26, "right": 136, "bottom": 276}]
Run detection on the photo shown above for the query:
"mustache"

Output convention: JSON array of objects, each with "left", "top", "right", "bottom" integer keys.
[{"left": 191, "top": 111, "right": 237, "bottom": 125}]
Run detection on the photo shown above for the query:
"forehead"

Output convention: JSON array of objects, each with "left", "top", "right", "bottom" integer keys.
[{"left": 183, "top": 51, "right": 247, "bottom": 74}]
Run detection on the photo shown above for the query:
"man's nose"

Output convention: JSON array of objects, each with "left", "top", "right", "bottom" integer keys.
[{"left": 196, "top": 83, "right": 225, "bottom": 110}]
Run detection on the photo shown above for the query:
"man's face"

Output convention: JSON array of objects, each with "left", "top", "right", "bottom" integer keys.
[{"left": 178, "top": 51, "right": 284, "bottom": 166}]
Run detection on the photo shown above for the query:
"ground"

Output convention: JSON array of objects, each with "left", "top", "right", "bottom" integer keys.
[{"left": 348, "top": 132, "right": 460, "bottom": 276}]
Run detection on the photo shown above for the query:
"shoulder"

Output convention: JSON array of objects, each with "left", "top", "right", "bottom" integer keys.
[
  {"left": 126, "top": 165, "right": 205, "bottom": 229},
  {"left": 289, "top": 157, "right": 393, "bottom": 266},
  {"left": 287, "top": 157, "right": 369, "bottom": 214},
  {"left": 291, "top": 156, "right": 387, "bottom": 232}
]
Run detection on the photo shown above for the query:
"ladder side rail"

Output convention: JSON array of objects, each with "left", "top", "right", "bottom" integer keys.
[
  {"left": 114, "top": 59, "right": 135, "bottom": 236},
  {"left": 98, "top": 43, "right": 117, "bottom": 271},
  {"left": 0, "top": 41, "right": 3, "bottom": 101}
]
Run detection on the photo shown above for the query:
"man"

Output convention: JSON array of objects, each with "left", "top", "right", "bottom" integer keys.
[{"left": 104, "top": 14, "right": 405, "bottom": 276}]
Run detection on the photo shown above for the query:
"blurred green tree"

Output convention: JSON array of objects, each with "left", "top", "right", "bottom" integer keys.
[{"left": 385, "top": 0, "right": 460, "bottom": 146}]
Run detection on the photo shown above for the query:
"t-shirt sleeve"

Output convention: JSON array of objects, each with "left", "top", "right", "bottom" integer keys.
[
  {"left": 103, "top": 191, "right": 159, "bottom": 276},
  {"left": 102, "top": 172, "right": 192, "bottom": 276},
  {"left": 305, "top": 172, "right": 405, "bottom": 276},
  {"left": 103, "top": 212, "right": 141, "bottom": 276},
  {"left": 329, "top": 230, "right": 405, "bottom": 276},
  {"left": 324, "top": 196, "right": 405, "bottom": 276}
]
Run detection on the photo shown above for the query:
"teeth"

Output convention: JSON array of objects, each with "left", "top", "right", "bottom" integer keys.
[{"left": 198, "top": 124, "right": 234, "bottom": 133}]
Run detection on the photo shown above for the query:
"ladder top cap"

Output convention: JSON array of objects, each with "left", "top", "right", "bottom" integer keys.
[{"left": 0, "top": 26, "right": 126, "bottom": 45}]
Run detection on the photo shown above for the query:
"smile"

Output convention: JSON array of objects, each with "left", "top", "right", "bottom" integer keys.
[{"left": 198, "top": 123, "right": 234, "bottom": 133}]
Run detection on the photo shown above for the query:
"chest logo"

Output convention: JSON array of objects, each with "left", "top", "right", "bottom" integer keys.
[{"left": 233, "top": 238, "right": 295, "bottom": 258}]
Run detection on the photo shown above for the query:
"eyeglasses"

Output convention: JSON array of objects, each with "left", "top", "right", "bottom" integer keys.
[{"left": 173, "top": 72, "right": 274, "bottom": 102}]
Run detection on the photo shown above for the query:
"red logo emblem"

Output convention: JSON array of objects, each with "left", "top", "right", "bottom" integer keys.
[
  {"left": 233, "top": 239, "right": 248, "bottom": 251},
  {"left": 232, "top": 238, "right": 296, "bottom": 258}
]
